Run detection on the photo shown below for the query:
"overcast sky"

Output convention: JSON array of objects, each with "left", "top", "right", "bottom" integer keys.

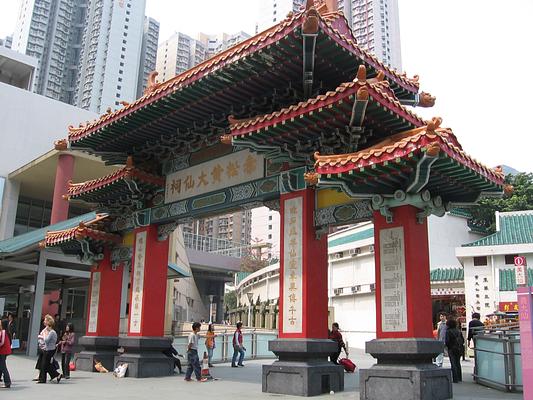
[{"left": 1, "top": 1, "right": 531, "bottom": 172}]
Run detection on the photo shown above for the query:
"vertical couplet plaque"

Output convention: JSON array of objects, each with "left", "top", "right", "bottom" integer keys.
[
  {"left": 282, "top": 196, "right": 303, "bottom": 334},
  {"left": 130, "top": 231, "right": 147, "bottom": 333},
  {"left": 87, "top": 271, "right": 101, "bottom": 333},
  {"left": 379, "top": 226, "right": 407, "bottom": 332}
]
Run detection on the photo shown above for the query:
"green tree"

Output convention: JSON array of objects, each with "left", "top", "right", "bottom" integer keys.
[
  {"left": 470, "top": 172, "right": 533, "bottom": 232},
  {"left": 224, "top": 290, "right": 237, "bottom": 310}
]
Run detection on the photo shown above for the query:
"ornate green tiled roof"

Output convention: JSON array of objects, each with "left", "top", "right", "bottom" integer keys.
[
  {"left": 328, "top": 228, "right": 374, "bottom": 248},
  {"left": 430, "top": 268, "right": 464, "bottom": 282},
  {"left": 463, "top": 211, "right": 533, "bottom": 247},
  {"left": 0, "top": 212, "right": 97, "bottom": 255},
  {"left": 499, "top": 268, "right": 533, "bottom": 291}
]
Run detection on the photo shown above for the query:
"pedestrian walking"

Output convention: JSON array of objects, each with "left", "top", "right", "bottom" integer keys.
[
  {"left": 0, "top": 320, "right": 12, "bottom": 388},
  {"left": 435, "top": 313, "right": 447, "bottom": 367},
  {"left": 231, "top": 322, "right": 245, "bottom": 368},
  {"left": 467, "top": 312, "right": 484, "bottom": 350},
  {"left": 37, "top": 314, "right": 62, "bottom": 384},
  {"left": 58, "top": 323, "right": 75, "bottom": 379},
  {"left": 445, "top": 318, "right": 464, "bottom": 383},
  {"left": 7, "top": 314, "right": 16, "bottom": 342},
  {"left": 184, "top": 322, "right": 202, "bottom": 382},
  {"left": 205, "top": 324, "right": 216, "bottom": 367},
  {"left": 328, "top": 323, "right": 347, "bottom": 365}
]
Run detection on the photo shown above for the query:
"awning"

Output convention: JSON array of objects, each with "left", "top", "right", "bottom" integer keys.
[{"left": 168, "top": 263, "right": 192, "bottom": 279}]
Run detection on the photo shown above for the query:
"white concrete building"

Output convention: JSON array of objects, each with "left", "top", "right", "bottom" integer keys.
[
  {"left": 198, "top": 31, "right": 251, "bottom": 58},
  {"left": 0, "top": 48, "right": 96, "bottom": 239},
  {"left": 456, "top": 210, "right": 533, "bottom": 323},
  {"left": 156, "top": 32, "right": 206, "bottom": 81},
  {"left": 75, "top": 0, "right": 146, "bottom": 113},
  {"left": 351, "top": 0, "right": 402, "bottom": 70},
  {"left": 251, "top": 207, "right": 281, "bottom": 260},
  {"left": 237, "top": 212, "right": 481, "bottom": 348}
]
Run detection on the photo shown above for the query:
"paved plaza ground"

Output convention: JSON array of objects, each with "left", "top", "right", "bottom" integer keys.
[{"left": 0, "top": 348, "right": 523, "bottom": 399}]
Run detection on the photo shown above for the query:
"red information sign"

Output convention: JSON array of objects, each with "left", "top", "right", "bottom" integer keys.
[
  {"left": 499, "top": 302, "right": 519, "bottom": 312},
  {"left": 515, "top": 256, "right": 528, "bottom": 286}
]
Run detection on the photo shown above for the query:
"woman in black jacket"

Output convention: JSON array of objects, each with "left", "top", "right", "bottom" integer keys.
[{"left": 445, "top": 318, "right": 464, "bottom": 383}]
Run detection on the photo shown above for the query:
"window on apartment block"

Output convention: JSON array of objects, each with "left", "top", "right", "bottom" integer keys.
[
  {"left": 473, "top": 256, "right": 488, "bottom": 266},
  {"left": 505, "top": 254, "right": 518, "bottom": 265}
]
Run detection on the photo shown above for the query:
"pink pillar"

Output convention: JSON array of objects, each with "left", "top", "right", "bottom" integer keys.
[
  {"left": 50, "top": 153, "right": 75, "bottom": 224},
  {"left": 518, "top": 287, "right": 533, "bottom": 397}
]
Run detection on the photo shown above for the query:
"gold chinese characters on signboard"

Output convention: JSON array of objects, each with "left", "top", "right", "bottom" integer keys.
[
  {"left": 165, "top": 150, "right": 264, "bottom": 204},
  {"left": 283, "top": 196, "right": 303, "bottom": 333}
]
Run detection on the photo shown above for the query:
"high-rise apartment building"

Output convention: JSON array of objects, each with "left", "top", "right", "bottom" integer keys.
[
  {"left": 12, "top": 0, "right": 86, "bottom": 100},
  {"left": 156, "top": 30, "right": 251, "bottom": 82},
  {"left": 136, "top": 16, "right": 159, "bottom": 98},
  {"left": 197, "top": 31, "right": 251, "bottom": 58},
  {"left": 0, "top": 36, "right": 13, "bottom": 49},
  {"left": 75, "top": 0, "right": 146, "bottom": 113},
  {"left": 256, "top": 0, "right": 401, "bottom": 70},
  {"left": 351, "top": 0, "right": 401, "bottom": 70},
  {"left": 156, "top": 32, "right": 206, "bottom": 82},
  {"left": 182, "top": 211, "right": 253, "bottom": 246},
  {"left": 12, "top": 0, "right": 155, "bottom": 110}
]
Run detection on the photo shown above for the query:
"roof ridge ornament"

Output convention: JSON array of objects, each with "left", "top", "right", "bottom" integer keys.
[
  {"left": 426, "top": 117, "right": 443, "bottom": 132},
  {"left": 143, "top": 71, "right": 161, "bottom": 95},
  {"left": 54, "top": 138, "right": 68, "bottom": 151}
]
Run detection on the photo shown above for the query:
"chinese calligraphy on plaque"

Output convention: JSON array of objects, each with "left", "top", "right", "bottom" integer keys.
[
  {"left": 282, "top": 196, "right": 303, "bottom": 333},
  {"left": 165, "top": 150, "right": 264, "bottom": 204},
  {"left": 87, "top": 272, "right": 101, "bottom": 333},
  {"left": 380, "top": 227, "right": 407, "bottom": 332},
  {"left": 129, "top": 231, "right": 146, "bottom": 333}
]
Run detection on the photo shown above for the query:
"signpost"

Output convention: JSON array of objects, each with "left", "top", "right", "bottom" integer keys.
[{"left": 515, "top": 256, "right": 528, "bottom": 286}]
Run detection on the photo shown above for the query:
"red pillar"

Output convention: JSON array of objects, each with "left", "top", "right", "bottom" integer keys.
[
  {"left": 374, "top": 205, "right": 433, "bottom": 339},
  {"left": 278, "top": 188, "right": 328, "bottom": 339},
  {"left": 50, "top": 153, "right": 75, "bottom": 224},
  {"left": 86, "top": 249, "right": 123, "bottom": 337},
  {"left": 128, "top": 224, "right": 169, "bottom": 337}
]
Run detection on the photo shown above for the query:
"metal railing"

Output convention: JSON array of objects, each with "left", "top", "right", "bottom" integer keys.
[
  {"left": 183, "top": 232, "right": 252, "bottom": 258},
  {"left": 473, "top": 325, "right": 522, "bottom": 392},
  {"left": 172, "top": 330, "right": 277, "bottom": 363}
]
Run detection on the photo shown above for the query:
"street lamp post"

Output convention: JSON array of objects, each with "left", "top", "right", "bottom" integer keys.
[
  {"left": 208, "top": 295, "right": 215, "bottom": 323},
  {"left": 246, "top": 292, "right": 254, "bottom": 327}
]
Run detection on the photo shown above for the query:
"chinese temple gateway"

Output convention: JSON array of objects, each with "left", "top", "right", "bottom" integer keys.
[{"left": 45, "top": 1, "right": 504, "bottom": 398}]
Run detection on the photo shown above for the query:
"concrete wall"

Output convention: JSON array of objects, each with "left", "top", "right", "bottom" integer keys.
[
  {"left": 463, "top": 252, "right": 533, "bottom": 325},
  {"left": 428, "top": 214, "right": 482, "bottom": 268},
  {"left": 0, "top": 82, "right": 96, "bottom": 177}
]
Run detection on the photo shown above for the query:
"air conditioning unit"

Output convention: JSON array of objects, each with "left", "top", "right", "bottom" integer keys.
[
  {"left": 369, "top": 283, "right": 376, "bottom": 291},
  {"left": 334, "top": 288, "right": 344, "bottom": 296},
  {"left": 351, "top": 285, "right": 361, "bottom": 293},
  {"left": 349, "top": 248, "right": 361, "bottom": 256},
  {"left": 334, "top": 253, "right": 343, "bottom": 259},
  {"left": 369, "top": 245, "right": 375, "bottom": 253}
]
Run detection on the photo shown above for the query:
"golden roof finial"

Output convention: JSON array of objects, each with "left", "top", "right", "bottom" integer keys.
[
  {"left": 304, "top": 171, "right": 319, "bottom": 186},
  {"left": 356, "top": 65, "right": 367, "bottom": 83},
  {"left": 54, "top": 138, "right": 68, "bottom": 151},
  {"left": 426, "top": 117, "right": 443, "bottom": 132}
]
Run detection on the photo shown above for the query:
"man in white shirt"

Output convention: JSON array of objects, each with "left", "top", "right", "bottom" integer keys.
[{"left": 185, "top": 322, "right": 202, "bottom": 381}]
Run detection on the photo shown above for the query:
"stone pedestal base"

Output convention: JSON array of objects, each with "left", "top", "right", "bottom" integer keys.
[
  {"left": 262, "top": 339, "right": 344, "bottom": 396},
  {"left": 114, "top": 337, "right": 173, "bottom": 378},
  {"left": 360, "top": 338, "right": 452, "bottom": 400},
  {"left": 75, "top": 336, "right": 118, "bottom": 372}
]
